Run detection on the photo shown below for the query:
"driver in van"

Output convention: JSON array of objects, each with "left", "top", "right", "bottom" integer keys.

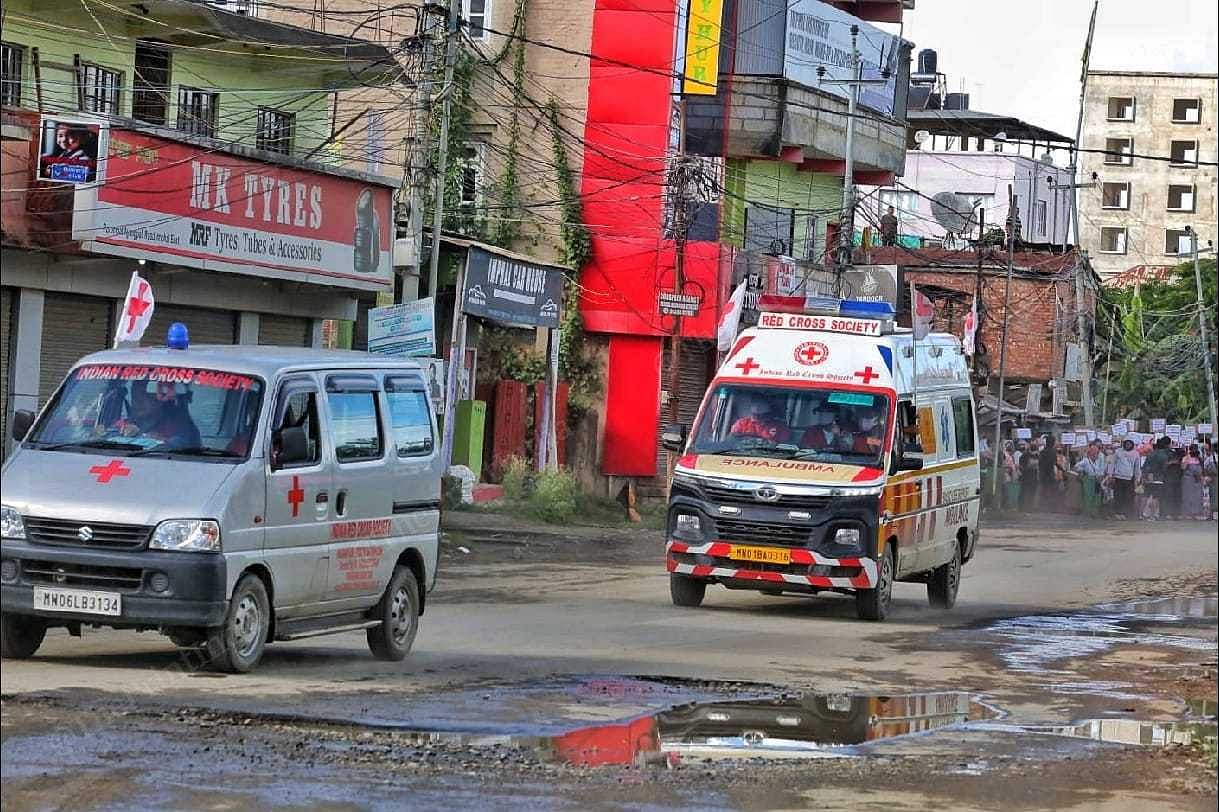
[
  {"left": 729, "top": 394, "right": 791, "bottom": 443},
  {"left": 114, "top": 381, "right": 201, "bottom": 448}
]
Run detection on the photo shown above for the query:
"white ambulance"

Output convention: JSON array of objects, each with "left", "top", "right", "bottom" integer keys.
[{"left": 661, "top": 299, "right": 980, "bottom": 621}]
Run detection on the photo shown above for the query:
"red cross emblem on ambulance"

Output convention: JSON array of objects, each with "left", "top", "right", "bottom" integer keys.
[{"left": 793, "top": 341, "right": 829, "bottom": 366}]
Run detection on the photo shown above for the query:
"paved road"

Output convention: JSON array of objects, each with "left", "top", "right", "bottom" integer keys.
[{"left": 2, "top": 515, "right": 1216, "bottom": 811}]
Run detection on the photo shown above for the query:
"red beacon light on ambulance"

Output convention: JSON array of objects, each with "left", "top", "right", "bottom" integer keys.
[{"left": 756, "top": 295, "right": 897, "bottom": 337}]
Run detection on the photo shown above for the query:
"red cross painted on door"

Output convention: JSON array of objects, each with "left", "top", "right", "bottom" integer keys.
[
  {"left": 287, "top": 476, "right": 305, "bottom": 517},
  {"left": 735, "top": 357, "right": 760, "bottom": 376},
  {"left": 89, "top": 459, "right": 131, "bottom": 484},
  {"left": 853, "top": 366, "right": 880, "bottom": 384}
]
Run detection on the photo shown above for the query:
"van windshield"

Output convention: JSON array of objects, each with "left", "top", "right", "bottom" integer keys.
[
  {"left": 26, "top": 364, "right": 264, "bottom": 461},
  {"left": 689, "top": 384, "right": 891, "bottom": 468}
]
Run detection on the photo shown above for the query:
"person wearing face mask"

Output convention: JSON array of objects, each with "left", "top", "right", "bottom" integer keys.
[
  {"left": 729, "top": 394, "right": 791, "bottom": 444},
  {"left": 849, "top": 407, "right": 885, "bottom": 456},
  {"left": 800, "top": 410, "right": 847, "bottom": 452}
]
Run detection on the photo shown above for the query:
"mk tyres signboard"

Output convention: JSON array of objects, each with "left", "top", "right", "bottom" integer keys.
[{"left": 72, "top": 129, "right": 394, "bottom": 291}]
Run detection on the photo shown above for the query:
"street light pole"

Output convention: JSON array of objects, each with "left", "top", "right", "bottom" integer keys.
[
  {"left": 990, "top": 184, "right": 1016, "bottom": 503},
  {"left": 835, "top": 25, "right": 861, "bottom": 297},
  {"left": 1187, "top": 226, "right": 1218, "bottom": 436}
]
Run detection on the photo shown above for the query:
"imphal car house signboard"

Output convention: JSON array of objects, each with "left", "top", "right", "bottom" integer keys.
[
  {"left": 71, "top": 128, "right": 395, "bottom": 292},
  {"left": 461, "top": 245, "right": 564, "bottom": 329}
]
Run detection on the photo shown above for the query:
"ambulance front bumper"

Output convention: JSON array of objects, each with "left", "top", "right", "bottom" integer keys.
[
  {"left": 666, "top": 540, "right": 877, "bottom": 589},
  {"left": 0, "top": 539, "right": 228, "bottom": 627}
]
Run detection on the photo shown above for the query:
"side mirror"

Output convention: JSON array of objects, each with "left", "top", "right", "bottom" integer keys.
[
  {"left": 897, "top": 455, "right": 924, "bottom": 472},
  {"left": 11, "top": 410, "right": 34, "bottom": 442},
  {"left": 274, "top": 426, "right": 310, "bottom": 468},
  {"left": 660, "top": 423, "right": 687, "bottom": 452}
]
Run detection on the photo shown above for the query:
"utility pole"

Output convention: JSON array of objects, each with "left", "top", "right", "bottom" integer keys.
[
  {"left": 1100, "top": 307, "right": 1116, "bottom": 425},
  {"left": 425, "top": 0, "right": 462, "bottom": 302},
  {"left": 667, "top": 100, "right": 691, "bottom": 438},
  {"left": 403, "top": 5, "right": 442, "bottom": 300},
  {"left": 835, "top": 26, "right": 862, "bottom": 296},
  {"left": 971, "top": 207, "right": 985, "bottom": 377},
  {"left": 991, "top": 184, "right": 1016, "bottom": 502},
  {"left": 1187, "top": 225, "right": 1218, "bottom": 436},
  {"left": 1068, "top": 1, "right": 1098, "bottom": 247},
  {"left": 1074, "top": 253, "right": 1096, "bottom": 425}
]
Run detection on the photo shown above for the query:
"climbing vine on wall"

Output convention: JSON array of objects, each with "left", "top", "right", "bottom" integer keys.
[
  {"left": 546, "top": 99, "right": 592, "bottom": 270},
  {"left": 490, "top": 35, "right": 527, "bottom": 248}
]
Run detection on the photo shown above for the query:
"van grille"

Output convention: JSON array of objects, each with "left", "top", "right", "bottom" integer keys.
[
  {"left": 22, "top": 559, "right": 144, "bottom": 591},
  {"left": 714, "top": 519, "right": 811, "bottom": 547},
  {"left": 24, "top": 517, "right": 151, "bottom": 550},
  {"left": 702, "top": 484, "right": 830, "bottom": 512}
]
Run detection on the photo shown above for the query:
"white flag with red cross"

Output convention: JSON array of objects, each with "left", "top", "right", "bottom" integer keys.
[
  {"left": 717, "top": 280, "right": 748, "bottom": 352},
  {"left": 911, "top": 284, "right": 934, "bottom": 340},
  {"left": 962, "top": 296, "right": 978, "bottom": 355},
  {"left": 114, "top": 272, "right": 155, "bottom": 346}
]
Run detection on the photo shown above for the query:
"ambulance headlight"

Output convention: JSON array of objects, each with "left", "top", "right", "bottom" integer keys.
[
  {"left": 833, "top": 527, "right": 861, "bottom": 547},
  {"left": 150, "top": 520, "right": 221, "bottom": 552},
  {"left": 0, "top": 505, "right": 26, "bottom": 540},
  {"left": 672, "top": 512, "right": 703, "bottom": 541}
]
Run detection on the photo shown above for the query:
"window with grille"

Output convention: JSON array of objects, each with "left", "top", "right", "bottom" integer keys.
[
  {"left": 1035, "top": 200, "right": 1047, "bottom": 236},
  {"left": 1103, "top": 137, "right": 1133, "bottom": 165},
  {"left": 460, "top": 143, "right": 484, "bottom": 207},
  {"left": 177, "top": 87, "right": 219, "bottom": 138},
  {"left": 1167, "top": 184, "right": 1195, "bottom": 213},
  {"left": 1099, "top": 227, "right": 1126, "bottom": 254},
  {"left": 463, "top": 0, "right": 490, "bottom": 40},
  {"left": 1, "top": 41, "right": 23, "bottom": 107},
  {"left": 132, "top": 40, "right": 170, "bottom": 125},
  {"left": 1170, "top": 140, "right": 1198, "bottom": 166},
  {"left": 256, "top": 107, "right": 294, "bottom": 154},
  {"left": 80, "top": 64, "right": 122, "bottom": 115},
  {"left": 1101, "top": 182, "right": 1130, "bottom": 210},
  {"left": 1106, "top": 96, "right": 1135, "bottom": 121},
  {"left": 1172, "top": 98, "right": 1200, "bottom": 124}
]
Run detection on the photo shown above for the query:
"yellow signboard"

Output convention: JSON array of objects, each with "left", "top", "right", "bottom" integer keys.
[{"left": 682, "top": 0, "right": 724, "bottom": 96}]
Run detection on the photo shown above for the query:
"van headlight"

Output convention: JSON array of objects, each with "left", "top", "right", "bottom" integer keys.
[
  {"left": 150, "top": 520, "right": 221, "bottom": 552},
  {"left": 1, "top": 505, "right": 26, "bottom": 540},
  {"left": 672, "top": 512, "right": 703, "bottom": 541}
]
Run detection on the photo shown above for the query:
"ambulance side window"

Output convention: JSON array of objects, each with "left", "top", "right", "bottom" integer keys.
[
  {"left": 897, "top": 400, "right": 923, "bottom": 455},
  {"left": 952, "top": 397, "right": 975, "bottom": 458}
]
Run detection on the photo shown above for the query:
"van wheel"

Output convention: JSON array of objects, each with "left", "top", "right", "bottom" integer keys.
[
  {"left": 670, "top": 574, "right": 706, "bottom": 607},
  {"left": 928, "top": 544, "right": 962, "bottom": 609},
  {"left": 367, "top": 566, "right": 420, "bottom": 661},
  {"left": 1, "top": 613, "right": 47, "bottom": 659},
  {"left": 207, "top": 574, "right": 270, "bottom": 673},
  {"left": 855, "top": 547, "right": 894, "bottom": 622}
]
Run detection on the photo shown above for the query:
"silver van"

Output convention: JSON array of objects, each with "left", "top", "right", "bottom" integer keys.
[{"left": 1, "top": 343, "right": 443, "bottom": 672}]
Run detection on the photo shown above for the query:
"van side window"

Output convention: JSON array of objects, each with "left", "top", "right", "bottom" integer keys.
[
  {"left": 385, "top": 376, "right": 434, "bottom": 457},
  {"left": 952, "top": 397, "right": 975, "bottom": 457},
  {"left": 327, "top": 390, "right": 384, "bottom": 462},
  {"left": 897, "top": 400, "right": 923, "bottom": 454},
  {"left": 274, "top": 390, "right": 320, "bottom": 467}
]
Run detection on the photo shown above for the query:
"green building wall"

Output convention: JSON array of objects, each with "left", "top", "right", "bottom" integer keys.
[{"left": 722, "top": 158, "right": 844, "bottom": 259}]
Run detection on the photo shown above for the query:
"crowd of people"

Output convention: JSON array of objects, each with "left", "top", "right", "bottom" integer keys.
[{"left": 982, "top": 434, "right": 1218, "bottom": 520}]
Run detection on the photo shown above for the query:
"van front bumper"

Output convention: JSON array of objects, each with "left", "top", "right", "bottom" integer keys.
[
  {"left": 0, "top": 539, "right": 228, "bottom": 627},
  {"left": 666, "top": 540, "right": 878, "bottom": 590}
]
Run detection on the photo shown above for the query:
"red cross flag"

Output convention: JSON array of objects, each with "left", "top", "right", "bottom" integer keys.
[
  {"left": 114, "top": 272, "right": 155, "bottom": 346},
  {"left": 911, "top": 283, "right": 934, "bottom": 340},
  {"left": 716, "top": 280, "right": 748, "bottom": 352}
]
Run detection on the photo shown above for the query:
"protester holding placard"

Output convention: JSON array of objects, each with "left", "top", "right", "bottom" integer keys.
[
  {"left": 1204, "top": 441, "right": 1217, "bottom": 520},
  {"left": 1107, "top": 439, "right": 1141, "bottom": 520},
  {"left": 1182, "top": 445, "right": 1207, "bottom": 520}
]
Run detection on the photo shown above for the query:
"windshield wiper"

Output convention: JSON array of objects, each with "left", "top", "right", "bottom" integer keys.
[{"left": 31, "top": 439, "right": 145, "bottom": 453}]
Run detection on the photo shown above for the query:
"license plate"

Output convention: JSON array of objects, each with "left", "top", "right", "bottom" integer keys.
[
  {"left": 728, "top": 545, "right": 791, "bottom": 564},
  {"left": 33, "top": 586, "right": 122, "bottom": 616}
]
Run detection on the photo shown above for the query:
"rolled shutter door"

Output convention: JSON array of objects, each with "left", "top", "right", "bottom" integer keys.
[
  {"left": 258, "top": 314, "right": 310, "bottom": 346},
  {"left": 146, "top": 304, "right": 236, "bottom": 347},
  {"left": 40, "top": 293, "right": 112, "bottom": 406},
  {"left": 652, "top": 339, "right": 716, "bottom": 483},
  {"left": 1, "top": 287, "right": 13, "bottom": 443}
]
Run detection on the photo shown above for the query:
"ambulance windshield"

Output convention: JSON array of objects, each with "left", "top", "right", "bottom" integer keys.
[
  {"left": 27, "top": 364, "right": 264, "bottom": 461},
  {"left": 689, "top": 384, "right": 890, "bottom": 467}
]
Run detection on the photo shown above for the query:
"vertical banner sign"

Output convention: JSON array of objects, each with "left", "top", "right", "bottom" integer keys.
[{"left": 682, "top": 0, "right": 724, "bottom": 95}]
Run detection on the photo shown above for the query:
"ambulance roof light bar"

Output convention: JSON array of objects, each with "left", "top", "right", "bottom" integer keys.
[{"left": 756, "top": 297, "right": 897, "bottom": 336}]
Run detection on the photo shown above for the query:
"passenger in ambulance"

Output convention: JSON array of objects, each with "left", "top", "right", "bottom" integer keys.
[
  {"left": 848, "top": 407, "right": 886, "bottom": 455},
  {"left": 729, "top": 394, "right": 792, "bottom": 444},
  {"left": 800, "top": 410, "right": 848, "bottom": 452}
]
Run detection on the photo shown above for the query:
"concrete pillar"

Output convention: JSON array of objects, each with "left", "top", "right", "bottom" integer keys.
[
  {"left": 238, "top": 312, "right": 260, "bottom": 345},
  {"left": 308, "top": 319, "right": 323, "bottom": 348},
  {"left": 11, "top": 289, "right": 45, "bottom": 416}
]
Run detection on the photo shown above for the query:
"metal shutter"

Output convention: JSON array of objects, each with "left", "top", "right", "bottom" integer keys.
[
  {"left": 258, "top": 314, "right": 310, "bottom": 347},
  {"left": 650, "top": 339, "right": 716, "bottom": 485},
  {"left": 146, "top": 304, "right": 236, "bottom": 347},
  {"left": 40, "top": 293, "right": 112, "bottom": 406},
  {"left": 1, "top": 287, "right": 13, "bottom": 444}
]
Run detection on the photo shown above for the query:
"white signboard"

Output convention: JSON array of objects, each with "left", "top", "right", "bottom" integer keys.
[
  {"left": 1060, "top": 432, "right": 1076, "bottom": 447},
  {"left": 1199, "top": 423, "right": 1214, "bottom": 436},
  {"left": 1112, "top": 423, "right": 1128, "bottom": 437},
  {"left": 368, "top": 298, "right": 435, "bottom": 357},
  {"left": 757, "top": 311, "right": 883, "bottom": 337},
  {"left": 1097, "top": 431, "right": 1112, "bottom": 444},
  {"left": 1165, "top": 423, "right": 1182, "bottom": 438},
  {"left": 1150, "top": 418, "right": 1167, "bottom": 432},
  {"left": 1014, "top": 427, "right": 1032, "bottom": 439}
]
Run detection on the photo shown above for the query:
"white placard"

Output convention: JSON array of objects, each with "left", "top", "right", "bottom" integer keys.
[
  {"left": 1060, "top": 432, "right": 1076, "bottom": 447},
  {"left": 1150, "top": 418, "right": 1167, "bottom": 432},
  {"left": 1014, "top": 427, "right": 1032, "bottom": 439},
  {"left": 1098, "top": 432, "right": 1112, "bottom": 444},
  {"left": 1197, "top": 423, "right": 1213, "bottom": 436},
  {"left": 1112, "top": 423, "right": 1128, "bottom": 436}
]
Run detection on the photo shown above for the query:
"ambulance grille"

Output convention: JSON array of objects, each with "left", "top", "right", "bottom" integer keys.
[
  {"left": 22, "top": 559, "right": 144, "bottom": 591},
  {"left": 714, "top": 519, "right": 811, "bottom": 547},
  {"left": 23, "top": 517, "right": 151, "bottom": 550},
  {"left": 702, "top": 484, "right": 831, "bottom": 512}
]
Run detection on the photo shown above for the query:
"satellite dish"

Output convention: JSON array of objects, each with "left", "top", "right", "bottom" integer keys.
[
  {"left": 930, "top": 191, "right": 975, "bottom": 235},
  {"left": 914, "top": 130, "right": 931, "bottom": 145},
  {"left": 994, "top": 131, "right": 1007, "bottom": 142}
]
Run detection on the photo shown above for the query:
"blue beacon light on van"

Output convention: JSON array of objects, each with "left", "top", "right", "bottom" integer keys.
[
  {"left": 167, "top": 322, "right": 190, "bottom": 350},
  {"left": 839, "top": 300, "right": 896, "bottom": 320}
]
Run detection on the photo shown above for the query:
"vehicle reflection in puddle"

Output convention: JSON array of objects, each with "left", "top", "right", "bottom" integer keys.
[{"left": 1019, "top": 718, "right": 1218, "bottom": 748}]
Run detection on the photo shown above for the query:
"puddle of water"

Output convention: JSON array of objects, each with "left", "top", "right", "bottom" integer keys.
[
  {"left": 1018, "top": 718, "right": 1218, "bottom": 748},
  {"left": 1102, "top": 596, "right": 1218, "bottom": 620}
]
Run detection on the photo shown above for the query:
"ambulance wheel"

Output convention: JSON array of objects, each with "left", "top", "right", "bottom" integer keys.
[
  {"left": 670, "top": 574, "right": 706, "bottom": 607},
  {"left": 927, "top": 544, "right": 961, "bottom": 609},
  {"left": 367, "top": 566, "right": 420, "bottom": 661},
  {"left": 0, "top": 613, "right": 47, "bottom": 659},
  {"left": 855, "top": 547, "right": 894, "bottom": 622},
  {"left": 207, "top": 574, "right": 270, "bottom": 673}
]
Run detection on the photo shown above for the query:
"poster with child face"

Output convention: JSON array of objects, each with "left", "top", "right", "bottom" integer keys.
[{"left": 38, "top": 116, "right": 103, "bottom": 184}]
